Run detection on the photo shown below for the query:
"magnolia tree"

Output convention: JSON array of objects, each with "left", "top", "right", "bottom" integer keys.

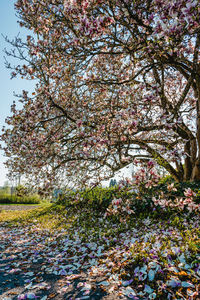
[{"left": 1, "top": 0, "right": 200, "bottom": 188}]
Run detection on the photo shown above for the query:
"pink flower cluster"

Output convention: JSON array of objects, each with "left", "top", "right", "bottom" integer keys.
[
  {"left": 152, "top": 187, "right": 200, "bottom": 212},
  {"left": 105, "top": 197, "right": 134, "bottom": 221},
  {"left": 133, "top": 161, "right": 160, "bottom": 190}
]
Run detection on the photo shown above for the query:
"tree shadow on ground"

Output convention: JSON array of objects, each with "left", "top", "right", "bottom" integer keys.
[{"left": 0, "top": 254, "right": 123, "bottom": 300}]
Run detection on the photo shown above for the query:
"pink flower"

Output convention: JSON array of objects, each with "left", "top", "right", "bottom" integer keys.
[
  {"left": 167, "top": 183, "right": 177, "bottom": 192},
  {"left": 184, "top": 188, "right": 195, "bottom": 198},
  {"left": 148, "top": 160, "right": 155, "bottom": 167},
  {"left": 112, "top": 198, "right": 122, "bottom": 206},
  {"left": 76, "top": 119, "right": 83, "bottom": 127}
]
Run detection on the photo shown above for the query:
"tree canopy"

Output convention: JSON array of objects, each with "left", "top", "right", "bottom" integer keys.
[{"left": 1, "top": 0, "right": 200, "bottom": 189}]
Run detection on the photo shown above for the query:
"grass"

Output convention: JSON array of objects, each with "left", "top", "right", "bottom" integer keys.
[{"left": 0, "top": 203, "right": 51, "bottom": 224}]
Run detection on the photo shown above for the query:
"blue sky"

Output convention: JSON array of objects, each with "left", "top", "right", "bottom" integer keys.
[
  {"left": 0, "top": 1, "right": 132, "bottom": 187},
  {"left": 0, "top": 0, "right": 34, "bottom": 186}
]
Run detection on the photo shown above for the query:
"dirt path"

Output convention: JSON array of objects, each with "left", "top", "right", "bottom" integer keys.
[{"left": 0, "top": 205, "right": 40, "bottom": 211}]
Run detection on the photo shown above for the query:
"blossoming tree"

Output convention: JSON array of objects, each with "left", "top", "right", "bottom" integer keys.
[{"left": 1, "top": 0, "right": 200, "bottom": 188}]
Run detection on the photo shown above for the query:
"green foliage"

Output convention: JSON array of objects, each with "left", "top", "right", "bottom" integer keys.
[
  {"left": 57, "top": 186, "right": 119, "bottom": 211},
  {"left": 56, "top": 179, "right": 200, "bottom": 218},
  {"left": 16, "top": 185, "right": 28, "bottom": 197},
  {"left": 153, "top": 181, "right": 200, "bottom": 199},
  {"left": 0, "top": 184, "right": 49, "bottom": 204},
  {"left": 0, "top": 193, "right": 41, "bottom": 204},
  {"left": 158, "top": 174, "right": 200, "bottom": 196},
  {"left": 0, "top": 185, "right": 10, "bottom": 195},
  {"left": 21, "top": 194, "right": 41, "bottom": 204},
  {"left": 158, "top": 174, "right": 174, "bottom": 185},
  {"left": 195, "top": 190, "right": 200, "bottom": 204},
  {"left": 130, "top": 193, "right": 153, "bottom": 213},
  {"left": 177, "top": 181, "right": 200, "bottom": 196},
  {"left": 81, "top": 187, "right": 115, "bottom": 210},
  {"left": 57, "top": 186, "right": 151, "bottom": 214}
]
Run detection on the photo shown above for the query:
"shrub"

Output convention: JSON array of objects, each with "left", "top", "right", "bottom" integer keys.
[
  {"left": 151, "top": 182, "right": 200, "bottom": 213},
  {"left": 0, "top": 194, "right": 14, "bottom": 204},
  {"left": 16, "top": 185, "right": 29, "bottom": 197},
  {"left": 159, "top": 174, "right": 174, "bottom": 185},
  {"left": 56, "top": 177, "right": 200, "bottom": 219},
  {"left": 0, "top": 193, "right": 41, "bottom": 204},
  {"left": 18, "top": 194, "right": 41, "bottom": 204},
  {"left": 57, "top": 186, "right": 118, "bottom": 211}
]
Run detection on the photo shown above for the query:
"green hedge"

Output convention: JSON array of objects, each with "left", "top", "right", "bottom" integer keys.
[
  {"left": 0, "top": 193, "right": 41, "bottom": 204},
  {"left": 57, "top": 185, "right": 156, "bottom": 213},
  {"left": 56, "top": 181, "right": 200, "bottom": 216},
  {"left": 57, "top": 186, "right": 117, "bottom": 210},
  {"left": 56, "top": 186, "right": 138, "bottom": 212},
  {"left": 152, "top": 181, "right": 200, "bottom": 200}
]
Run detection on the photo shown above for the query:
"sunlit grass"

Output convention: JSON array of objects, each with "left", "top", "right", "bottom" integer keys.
[
  {"left": 0, "top": 210, "right": 31, "bottom": 223},
  {"left": 0, "top": 203, "right": 51, "bottom": 225}
]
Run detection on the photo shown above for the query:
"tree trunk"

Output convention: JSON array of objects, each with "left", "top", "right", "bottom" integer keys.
[
  {"left": 184, "top": 141, "right": 193, "bottom": 181},
  {"left": 191, "top": 159, "right": 200, "bottom": 181},
  {"left": 184, "top": 139, "right": 197, "bottom": 181}
]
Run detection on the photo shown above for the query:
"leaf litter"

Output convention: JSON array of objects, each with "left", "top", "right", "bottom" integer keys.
[{"left": 0, "top": 205, "right": 199, "bottom": 299}]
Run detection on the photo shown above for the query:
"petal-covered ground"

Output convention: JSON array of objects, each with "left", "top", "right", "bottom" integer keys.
[
  {"left": 0, "top": 205, "right": 199, "bottom": 299},
  {"left": 0, "top": 226, "right": 111, "bottom": 300}
]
